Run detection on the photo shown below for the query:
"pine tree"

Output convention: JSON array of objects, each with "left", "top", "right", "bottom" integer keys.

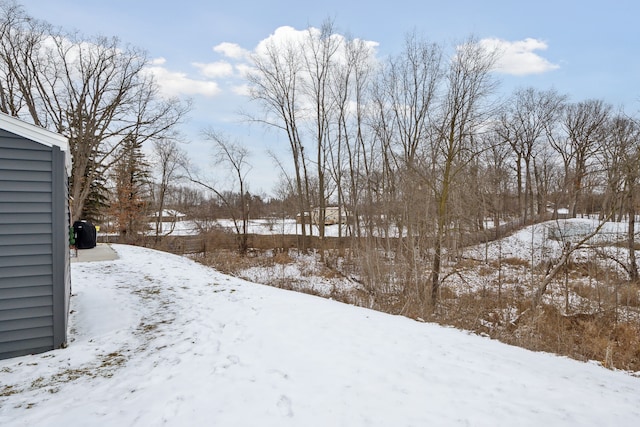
[
  {"left": 81, "top": 164, "right": 110, "bottom": 225},
  {"left": 110, "top": 137, "right": 151, "bottom": 243}
]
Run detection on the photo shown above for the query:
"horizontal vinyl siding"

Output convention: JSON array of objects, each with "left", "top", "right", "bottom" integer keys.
[
  {"left": 0, "top": 181, "right": 51, "bottom": 192},
  {"left": 0, "top": 285, "right": 53, "bottom": 300},
  {"left": 0, "top": 315, "right": 52, "bottom": 332},
  {"left": 0, "top": 264, "right": 53, "bottom": 278},
  {"left": 0, "top": 256, "right": 53, "bottom": 269},
  {"left": 0, "top": 213, "right": 52, "bottom": 224},
  {"left": 0, "top": 305, "right": 53, "bottom": 322},
  {"left": 0, "top": 295, "right": 53, "bottom": 311},
  {"left": 0, "top": 325, "right": 53, "bottom": 342},
  {"left": 0, "top": 274, "right": 52, "bottom": 287},
  {"left": 0, "top": 337, "right": 53, "bottom": 359},
  {"left": 0, "top": 133, "right": 55, "bottom": 359},
  {"left": 0, "top": 223, "right": 52, "bottom": 235},
  {"left": 0, "top": 234, "right": 52, "bottom": 246},
  {"left": 0, "top": 191, "right": 52, "bottom": 203},
  {"left": 0, "top": 202, "right": 52, "bottom": 213},
  {"left": 0, "top": 133, "right": 53, "bottom": 163},
  {"left": 0, "top": 244, "right": 52, "bottom": 257},
  {"left": 0, "top": 158, "right": 54, "bottom": 171},
  {"left": 0, "top": 169, "right": 52, "bottom": 182},
  {"left": 0, "top": 315, "right": 53, "bottom": 360}
]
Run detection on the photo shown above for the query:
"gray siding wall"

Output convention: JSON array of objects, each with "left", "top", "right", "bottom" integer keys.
[
  {"left": 0, "top": 129, "right": 70, "bottom": 359},
  {"left": 51, "top": 146, "right": 70, "bottom": 350}
]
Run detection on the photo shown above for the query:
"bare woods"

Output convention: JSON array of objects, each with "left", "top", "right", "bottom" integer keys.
[{"left": 2, "top": 4, "right": 639, "bottom": 370}]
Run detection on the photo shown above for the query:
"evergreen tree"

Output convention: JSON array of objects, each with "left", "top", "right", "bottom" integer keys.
[
  {"left": 80, "top": 164, "right": 110, "bottom": 225},
  {"left": 110, "top": 137, "right": 151, "bottom": 243}
]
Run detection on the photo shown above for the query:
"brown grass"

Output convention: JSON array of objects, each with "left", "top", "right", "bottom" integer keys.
[
  {"left": 520, "top": 307, "right": 640, "bottom": 370},
  {"left": 618, "top": 283, "right": 640, "bottom": 307},
  {"left": 496, "top": 257, "right": 530, "bottom": 268}
]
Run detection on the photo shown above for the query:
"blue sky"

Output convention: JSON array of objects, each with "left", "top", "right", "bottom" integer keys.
[{"left": 19, "top": 0, "right": 640, "bottom": 195}]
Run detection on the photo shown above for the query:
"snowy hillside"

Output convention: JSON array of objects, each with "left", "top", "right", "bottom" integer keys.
[{"left": 1, "top": 245, "right": 640, "bottom": 426}]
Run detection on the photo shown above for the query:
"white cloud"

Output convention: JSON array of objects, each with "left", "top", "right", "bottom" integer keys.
[
  {"left": 146, "top": 59, "right": 221, "bottom": 97},
  {"left": 235, "top": 63, "right": 254, "bottom": 79},
  {"left": 150, "top": 57, "right": 167, "bottom": 66},
  {"left": 213, "top": 42, "right": 250, "bottom": 60},
  {"left": 480, "top": 38, "right": 560, "bottom": 75},
  {"left": 146, "top": 26, "right": 380, "bottom": 100},
  {"left": 255, "top": 25, "right": 306, "bottom": 55},
  {"left": 231, "top": 83, "right": 251, "bottom": 97},
  {"left": 253, "top": 25, "right": 379, "bottom": 70},
  {"left": 192, "top": 61, "right": 234, "bottom": 79}
]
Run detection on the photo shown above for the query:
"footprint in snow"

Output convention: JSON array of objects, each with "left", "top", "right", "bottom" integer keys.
[{"left": 277, "top": 395, "right": 293, "bottom": 417}]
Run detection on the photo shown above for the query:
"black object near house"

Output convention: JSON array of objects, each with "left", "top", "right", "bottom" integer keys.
[
  {"left": 73, "top": 220, "right": 97, "bottom": 249},
  {"left": 0, "top": 113, "right": 72, "bottom": 360}
]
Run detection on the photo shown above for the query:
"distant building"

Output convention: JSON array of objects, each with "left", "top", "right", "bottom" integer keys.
[
  {"left": 295, "top": 211, "right": 311, "bottom": 224},
  {"left": 547, "top": 203, "right": 570, "bottom": 220},
  {"left": 311, "top": 206, "right": 349, "bottom": 226},
  {"left": 150, "top": 209, "right": 187, "bottom": 222}
]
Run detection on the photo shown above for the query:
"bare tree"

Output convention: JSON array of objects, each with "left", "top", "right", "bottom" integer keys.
[
  {"left": 248, "top": 32, "right": 312, "bottom": 250},
  {"left": 0, "top": 3, "right": 189, "bottom": 221},
  {"left": 607, "top": 114, "right": 640, "bottom": 280},
  {"left": 334, "top": 38, "right": 375, "bottom": 242},
  {"left": 496, "top": 88, "right": 566, "bottom": 222},
  {"left": 427, "top": 37, "right": 498, "bottom": 308},
  {"left": 300, "top": 20, "right": 342, "bottom": 261},
  {"left": 532, "top": 142, "right": 563, "bottom": 217},
  {"left": 599, "top": 116, "right": 627, "bottom": 220},
  {"left": 371, "top": 32, "right": 442, "bottom": 301},
  {"left": 550, "top": 99, "right": 610, "bottom": 217},
  {"left": 0, "top": 1, "right": 48, "bottom": 119},
  {"left": 478, "top": 131, "right": 512, "bottom": 237},
  {"left": 188, "top": 130, "right": 252, "bottom": 254},
  {"left": 151, "top": 138, "right": 186, "bottom": 240}
]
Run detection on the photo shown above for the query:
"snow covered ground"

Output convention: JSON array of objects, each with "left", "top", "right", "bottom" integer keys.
[
  {"left": 147, "top": 218, "right": 351, "bottom": 237},
  {"left": 464, "top": 218, "right": 631, "bottom": 264},
  {"left": 1, "top": 244, "right": 640, "bottom": 426}
]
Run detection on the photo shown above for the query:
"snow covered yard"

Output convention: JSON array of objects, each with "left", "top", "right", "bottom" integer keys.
[{"left": 1, "top": 245, "right": 640, "bottom": 426}]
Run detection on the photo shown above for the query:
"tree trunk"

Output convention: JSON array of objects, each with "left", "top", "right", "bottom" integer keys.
[{"left": 627, "top": 189, "right": 638, "bottom": 281}]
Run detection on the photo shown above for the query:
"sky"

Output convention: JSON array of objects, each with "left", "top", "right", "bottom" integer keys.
[
  {"left": 18, "top": 0, "right": 640, "bottom": 195},
  {"left": 1, "top": 243, "right": 639, "bottom": 425}
]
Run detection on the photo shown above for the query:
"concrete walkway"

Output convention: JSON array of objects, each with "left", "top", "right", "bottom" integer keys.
[{"left": 70, "top": 243, "right": 119, "bottom": 263}]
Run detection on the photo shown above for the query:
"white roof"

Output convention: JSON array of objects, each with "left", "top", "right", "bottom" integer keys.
[{"left": 0, "top": 112, "right": 72, "bottom": 176}]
